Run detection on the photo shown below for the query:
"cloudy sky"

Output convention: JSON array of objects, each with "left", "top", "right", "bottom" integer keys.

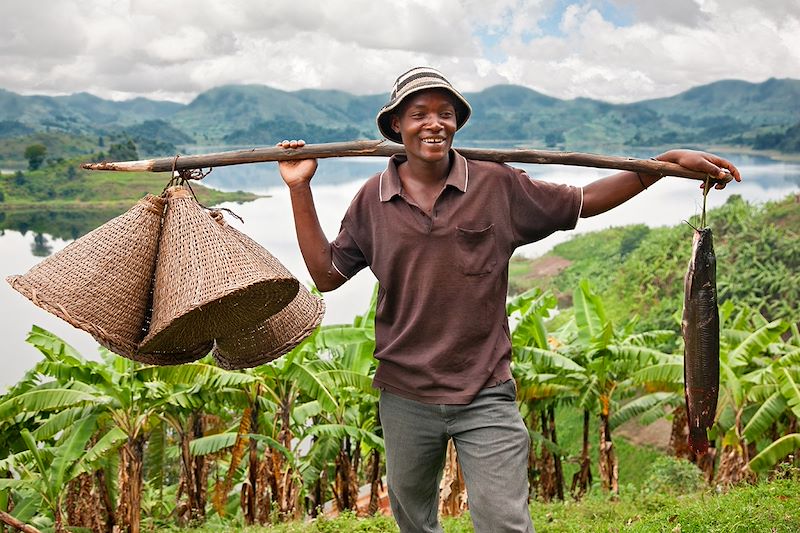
[{"left": 3, "top": 0, "right": 799, "bottom": 104}]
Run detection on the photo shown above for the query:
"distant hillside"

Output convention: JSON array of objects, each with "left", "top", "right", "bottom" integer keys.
[
  {"left": 753, "top": 120, "right": 800, "bottom": 152},
  {"left": 509, "top": 194, "right": 800, "bottom": 332},
  {"left": 460, "top": 85, "right": 617, "bottom": 146},
  {"left": 636, "top": 78, "right": 799, "bottom": 125},
  {"left": 0, "top": 88, "right": 182, "bottom": 135},
  {"left": 168, "top": 85, "right": 384, "bottom": 142},
  {"left": 1, "top": 78, "right": 799, "bottom": 163}
]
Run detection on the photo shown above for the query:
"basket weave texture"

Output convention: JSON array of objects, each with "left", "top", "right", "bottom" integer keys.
[
  {"left": 7, "top": 186, "right": 323, "bottom": 367},
  {"left": 139, "top": 187, "right": 299, "bottom": 354},
  {"left": 213, "top": 223, "right": 325, "bottom": 369},
  {"left": 6, "top": 194, "right": 165, "bottom": 358}
]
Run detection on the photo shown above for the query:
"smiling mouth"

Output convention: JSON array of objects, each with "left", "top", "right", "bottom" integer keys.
[{"left": 421, "top": 137, "right": 446, "bottom": 144}]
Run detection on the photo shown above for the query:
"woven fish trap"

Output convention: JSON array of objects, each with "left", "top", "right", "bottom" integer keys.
[
  {"left": 6, "top": 194, "right": 165, "bottom": 358},
  {"left": 212, "top": 219, "right": 325, "bottom": 369},
  {"left": 139, "top": 186, "right": 299, "bottom": 354}
]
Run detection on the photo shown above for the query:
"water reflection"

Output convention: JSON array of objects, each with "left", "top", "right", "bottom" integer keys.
[
  {"left": 0, "top": 206, "right": 127, "bottom": 240},
  {"left": 31, "top": 233, "right": 53, "bottom": 257}
]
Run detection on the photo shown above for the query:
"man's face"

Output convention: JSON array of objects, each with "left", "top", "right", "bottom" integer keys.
[{"left": 391, "top": 88, "right": 458, "bottom": 163}]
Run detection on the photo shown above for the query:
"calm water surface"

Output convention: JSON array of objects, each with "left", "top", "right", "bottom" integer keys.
[{"left": 2, "top": 152, "right": 798, "bottom": 390}]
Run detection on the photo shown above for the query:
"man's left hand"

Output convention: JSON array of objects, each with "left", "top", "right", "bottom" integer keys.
[{"left": 655, "top": 149, "right": 742, "bottom": 190}]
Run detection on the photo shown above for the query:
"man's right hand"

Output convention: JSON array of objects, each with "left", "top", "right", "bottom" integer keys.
[{"left": 277, "top": 139, "right": 318, "bottom": 189}]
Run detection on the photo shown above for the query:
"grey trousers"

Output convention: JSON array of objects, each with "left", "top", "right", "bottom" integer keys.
[{"left": 379, "top": 380, "right": 534, "bottom": 533}]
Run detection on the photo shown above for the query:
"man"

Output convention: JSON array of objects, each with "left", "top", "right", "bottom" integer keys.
[{"left": 278, "top": 67, "right": 740, "bottom": 533}]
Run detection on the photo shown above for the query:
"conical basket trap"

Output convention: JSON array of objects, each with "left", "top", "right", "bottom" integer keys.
[
  {"left": 140, "top": 187, "right": 299, "bottom": 354},
  {"left": 213, "top": 285, "right": 324, "bottom": 369},
  {"left": 6, "top": 194, "right": 165, "bottom": 358},
  {"left": 212, "top": 220, "right": 325, "bottom": 369}
]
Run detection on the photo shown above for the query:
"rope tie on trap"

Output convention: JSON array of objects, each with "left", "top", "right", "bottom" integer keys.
[{"left": 162, "top": 154, "right": 243, "bottom": 223}]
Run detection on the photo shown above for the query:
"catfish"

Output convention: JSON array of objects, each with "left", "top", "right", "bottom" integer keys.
[{"left": 681, "top": 225, "right": 720, "bottom": 455}]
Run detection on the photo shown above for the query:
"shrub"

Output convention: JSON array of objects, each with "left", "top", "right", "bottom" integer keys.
[{"left": 643, "top": 456, "right": 705, "bottom": 496}]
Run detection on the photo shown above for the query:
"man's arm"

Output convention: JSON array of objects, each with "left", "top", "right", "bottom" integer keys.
[
  {"left": 278, "top": 140, "right": 347, "bottom": 292},
  {"left": 581, "top": 149, "right": 742, "bottom": 218}
]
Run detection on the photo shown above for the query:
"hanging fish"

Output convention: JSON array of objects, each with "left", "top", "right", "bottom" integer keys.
[{"left": 681, "top": 184, "right": 720, "bottom": 455}]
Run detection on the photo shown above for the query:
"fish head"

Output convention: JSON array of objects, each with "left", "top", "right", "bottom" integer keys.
[{"left": 691, "top": 228, "right": 716, "bottom": 285}]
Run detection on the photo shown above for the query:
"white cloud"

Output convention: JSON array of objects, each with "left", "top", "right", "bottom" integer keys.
[
  {"left": 609, "top": 0, "right": 704, "bottom": 27},
  {"left": 486, "top": 1, "right": 800, "bottom": 102},
  {"left": 0, "top": 0, "right": 797, "bottom": 103}
]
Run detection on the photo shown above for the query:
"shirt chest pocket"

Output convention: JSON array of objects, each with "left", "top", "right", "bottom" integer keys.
[{"left": 454, "top": 224, "right": 497, "bottom": 276}]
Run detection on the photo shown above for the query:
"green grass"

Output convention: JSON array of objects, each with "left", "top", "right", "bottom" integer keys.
[
  {"left": 173, "top": 477, "right": 800, "bottom": 532},
  {"left": 527, "top": 478, "right": 800, "bottom": 532},
  {"left": 1, "top": 162, "right": 258, "bottom": 207},
  {"left": 629, "top": 478, "right": 800, "bottom": 532}
]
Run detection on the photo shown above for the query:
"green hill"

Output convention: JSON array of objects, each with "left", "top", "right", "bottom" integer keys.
[
  {"left": 0, "top": 88, "right": 182, "bottom": 135},
  {"left": 457, "top": 85, "right": 609, "bottom": 145},
  {"left": 509, "top": 194, "right": 800, "bottom": 332},
  {"left": 2, "top": 78, "right": 800, "bottom": 158},
  {"left": 636, "top": 78, "right": 800, "bottom": 126},
  {"left": 120, "top": 119, "right": 196, "bottom": 156},
  {"left": 168, "top": 85, "right": 380, "bottom": 142},
  {"left": 754, "top": 120, "right": 800, "bottom": 152}
]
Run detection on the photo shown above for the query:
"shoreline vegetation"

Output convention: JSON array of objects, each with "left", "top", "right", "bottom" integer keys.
[
  {"left": 0, "top": 150, "right": 261, "bottom": 238},
  {"left": 0, "top": 190, "right": 262, "bottom": 211},
  {"left": 0, "top": 155, "right": 261, "bottom": 211},
  {"left": 0, "top": 140, "right": 794, "bottom": 213}
]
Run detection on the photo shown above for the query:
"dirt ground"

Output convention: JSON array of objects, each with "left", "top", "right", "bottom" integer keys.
[
  {"left": 524, "top": 255, "right": 572, "bottom": 278},
  {"left": 615, "top": 416, "right": 672, "bottom": 451}
]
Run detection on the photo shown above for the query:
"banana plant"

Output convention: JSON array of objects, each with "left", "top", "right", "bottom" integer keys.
[
  {"left": 508, "top": 287, "right": 573, "bottom": 501},
  {"left": 0, "top": 415, "right": 121, "bottom": 533},
  {"left": 0, "top": 326, "right": 256, "bottom": 532},
  {"left": 566, "top": 280, "right": 674, "bottom": 494},
  {"left": 710, "top": 304, "right": 792, "bottom": 483},
  {"left": 744, "top": 344, "right": 800, "bottom": 474},
  {"left": 186, "top": 350, "right": 329, "bottom": 522},
  {"left": 508, "top": 282, "right": 676, "bottom": 497},
  {"left": 298, "top": 287, "right": 382, "bottom": 515},
  {"left": 622, "top": 300, "right": 798, "bottom": 481},
  {"left": 188, "top": 288, "right": 381, "bottom": 522}
]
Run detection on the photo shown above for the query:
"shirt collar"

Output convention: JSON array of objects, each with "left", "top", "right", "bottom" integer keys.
[{"left": 379, "top": 149, "right": 469, "bottom": 202}]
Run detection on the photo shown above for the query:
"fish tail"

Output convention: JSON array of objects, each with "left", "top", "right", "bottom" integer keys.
[{"left": 688, "top": 427, "right": 709, "bottom": 455}]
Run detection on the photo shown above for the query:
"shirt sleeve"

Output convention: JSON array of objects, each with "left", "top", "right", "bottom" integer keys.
[
  {"left": 331, "top": 222, "right": 368, "bottom": 280},
  {"left": 508, "top": 167, "right": 582, "bottom": 247}
]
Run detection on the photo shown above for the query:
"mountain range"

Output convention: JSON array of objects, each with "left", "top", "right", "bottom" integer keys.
[{"left": 1, "top": 78, "right": 799, "bottom": 156}]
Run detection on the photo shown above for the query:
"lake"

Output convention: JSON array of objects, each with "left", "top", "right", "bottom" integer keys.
[{"left": 2, "top": 151, "right": 799, "bottom": 391}]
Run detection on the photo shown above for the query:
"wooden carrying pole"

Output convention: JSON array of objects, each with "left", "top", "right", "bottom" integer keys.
[{"left": 81, "top": 139, "right": 723, "bottom": 182}]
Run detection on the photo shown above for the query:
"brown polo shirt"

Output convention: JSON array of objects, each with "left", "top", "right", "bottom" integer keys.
[{"left": 331, "top": 150, "right": 582, "bottom": 404}]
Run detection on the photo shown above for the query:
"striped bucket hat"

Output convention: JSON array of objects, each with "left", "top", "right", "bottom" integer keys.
[{"left": 376, "top": 66, "right": 472, "bottom": 144}]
